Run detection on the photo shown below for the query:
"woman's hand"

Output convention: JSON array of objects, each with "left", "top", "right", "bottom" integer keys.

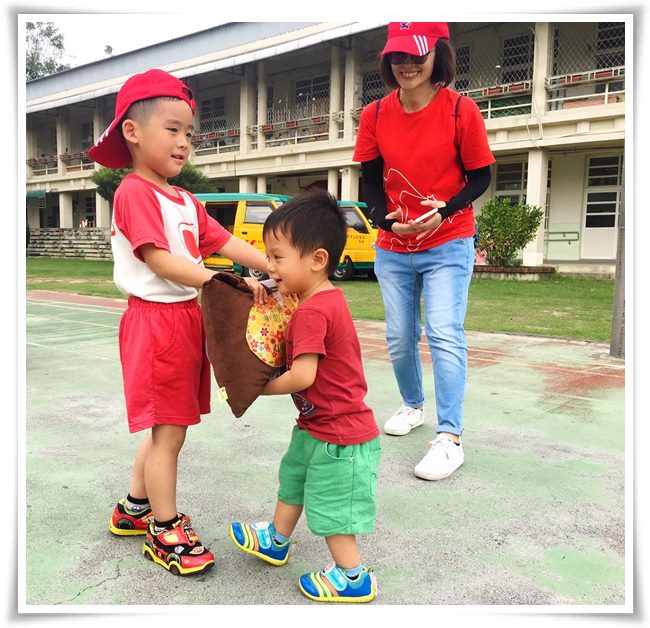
[
  {"left": 242, "top": 277, "right": 269, "bottom": 304},
  {"left": 386, "top": 199, "right": 446, "bottom": 239}
]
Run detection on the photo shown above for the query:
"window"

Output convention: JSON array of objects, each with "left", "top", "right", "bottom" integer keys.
[
  {"left": 295, "top": 76, "right": 329, "bottom": 118},
  {"left": 84, "top": 196, "right": 96, "bottom": 227},
  {"left": 200, "top": 96, "right": 226, "bottom": 133},
  {"left": 501, "top": 34, "right": 533, "bottom": 84},
  {"left": 455, "top": 46, "right": 470, "bottom": 91},
  {"left": 595, "top": 22, "right": 625, "bottom": 96},
  {"left": 596, "top": 22, "right": 625, "bottom": 68},
  {"left": 341, "top": 207, "right": 368, "bottom": 233},
  {"left": 244, "top": 202, "right": 274, "bottom": 224},
  {"left": 544, "top": 161, "right": 552, "bottom": 231},
  {"left": 584, "top": 155, "right": 622, "bottom": 228},
  {"left": 495, "top": 161, "right": 527, "bottom": 205},
  {"left": 81, "top": 122, "right": 94, "bottom": 151},
  {"left": 361, "top": 71, "right": 387, "bottom": 107}
]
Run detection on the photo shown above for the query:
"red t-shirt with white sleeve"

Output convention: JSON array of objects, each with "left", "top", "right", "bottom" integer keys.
[
  {"left": 287, "top": 289, "right": 379, "bottom": 446},
  {"left": 111, "top": 173, "right": 231, "bottom": 302},
  {"left": 353, "top": 87, "right": 495, "bottom": 253}
]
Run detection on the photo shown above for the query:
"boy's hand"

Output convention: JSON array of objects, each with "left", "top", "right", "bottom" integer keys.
[{"left": 243, "top": 277, "right": 269, "bottom": 304}]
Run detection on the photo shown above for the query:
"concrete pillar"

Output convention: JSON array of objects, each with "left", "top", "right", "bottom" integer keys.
[
  {"left": 239, "top": 176, "right": 256, "bottom": 193},
  {"left": 59, "top": 191, "right": 74, "bottom": 228},
  {"left": 329, "top": 45, "right": 342, "bottom": 142},
  {"left": 327, "top": 168, "right": 339, "bottom": 197},
  {"left": 257, "top": 61, "right": 267, "bottom": 150},
  {"left": 257, "top": 175, "right": 267, "bottom": 194},
  {"left": 531, "top": 22, "right": 551, "bottom": 116},
  {"left": 56, "top": 110, "right": 70, "bottom": 176},
  {"left": 96, "top": 193, "right": 111, "bottom": 229},
  {"left": 340, "top": 165, "right": 359, "bottom": 201},
  {"left": 522, "top": 148, "right": 549, "bottom": 266},
  {"left": 343, "top": 41, "right": 358, "bottom": 143},
  {"left": 240, "top": 65, "right": 256, "bottom": 155}
]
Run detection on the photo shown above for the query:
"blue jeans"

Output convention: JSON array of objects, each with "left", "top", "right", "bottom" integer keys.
[{"left": 374, "top": 237, "right": 474, "bottom": 437}]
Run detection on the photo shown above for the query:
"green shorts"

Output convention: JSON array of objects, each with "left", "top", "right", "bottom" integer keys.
[{"left": 278, "top": 426, "right": 381, "bottom": 537}]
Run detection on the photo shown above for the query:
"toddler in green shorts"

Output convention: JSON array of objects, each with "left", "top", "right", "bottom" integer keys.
[{"left": 229, "top": 189, "right": 381, "bottom": 603}]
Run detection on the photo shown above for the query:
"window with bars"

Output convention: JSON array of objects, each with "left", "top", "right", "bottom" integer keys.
[
  {"left": 584, "top": 155, "right": 622, "bottom": 228},
  {"left": 501, "top": 34, "right": 533, "bottom": 84},
  {"left": 81, "top": 122, "right": 94, "bottom": 151},
  {"left": 200, "top": 96, "right": 226, "bottom": 133},
  {"left": 495, "top": 161, "right": 527, "bottom": 205},
  {"left": 455, "top": 45, "right": 471, "bottom": 91},
  {"left": 85, "top": 196, "right": 95, "bottom": 227},
  {"left": 596, "top": 22, "right": 624, "bottom": 95},
  {"left": 361, "top": 71, "right": 386, "bottom": 107},
  {"left": 295, "top": 76, "right": 329, "bottom": 118}
]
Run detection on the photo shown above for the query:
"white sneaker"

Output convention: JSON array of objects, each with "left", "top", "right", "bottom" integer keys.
[
  {"left": 383, "top": 405, "right": 425, "bottom": 436},
  {"left": 414, "top": 435, "right": 464, "bottom": 480}
]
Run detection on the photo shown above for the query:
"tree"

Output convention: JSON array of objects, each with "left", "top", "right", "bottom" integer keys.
[
  {"left": 90, "top": 162, "right": 215, "bottom": 204},
  {"left": 26, "top": 22, "right": 71, "bottom": 80},
  {"left": 90, "top": 167, "right": 133, "bottom": 204}
]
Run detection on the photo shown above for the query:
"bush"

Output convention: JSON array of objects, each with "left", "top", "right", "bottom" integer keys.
[{"left": 476, "top": 197, "right": 544, "bottom": 267}]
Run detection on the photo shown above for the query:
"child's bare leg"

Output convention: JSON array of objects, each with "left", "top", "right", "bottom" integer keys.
[
  {"left": 272, "top": 500, "right": 303, "bottom": 537},
  {"left": 144, "top": 424, "right": 187, "bottom": 522},
  {"left": 127, "top": 433, "right": 152, "bottom": 499},
  {"left": 325, "top": 534, "right": 361, "bottom": 570}
]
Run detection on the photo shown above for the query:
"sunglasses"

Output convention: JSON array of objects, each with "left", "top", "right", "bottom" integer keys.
[{"left": 388, "top": 51, "right": 431, "bottom": 65}]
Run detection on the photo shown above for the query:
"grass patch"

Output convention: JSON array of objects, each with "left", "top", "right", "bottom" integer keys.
[{"left": 26, "top": 258, "right": 615, "bottom": 342}]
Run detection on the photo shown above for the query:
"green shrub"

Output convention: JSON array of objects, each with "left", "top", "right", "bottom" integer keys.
[{"left": 476, "top": 197, "right": 544, "bottom": 267}]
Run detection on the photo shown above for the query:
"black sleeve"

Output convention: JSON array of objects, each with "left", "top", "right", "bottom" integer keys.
[
  {"left": 360, "top": 157, "right": 398, "bottom": 232},
  {"left": 437, "top": 165, "right": 492, "bottom": 220}
]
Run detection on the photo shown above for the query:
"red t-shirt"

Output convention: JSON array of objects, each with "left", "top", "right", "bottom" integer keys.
[
  {"left": 353, "top": 87, "right": 495, "bottom": 253},
  {"left": 287, "top": 289, "right": 379, "bottom": 446}
]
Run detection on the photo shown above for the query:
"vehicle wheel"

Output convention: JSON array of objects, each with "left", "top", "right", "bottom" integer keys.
[
  {"left": 241, "top": 267, "right": 269, "bottom": 280},
  {"left": 332, "top": 259, "right": 354, "bottom": 281}
]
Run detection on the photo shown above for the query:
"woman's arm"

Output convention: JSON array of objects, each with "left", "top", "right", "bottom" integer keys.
[
  {"left": 361, "top": 157, "right": 398, "bottom": 232},
  {"left": 436, "top": 165, "right": 492, "bottom": 220}
]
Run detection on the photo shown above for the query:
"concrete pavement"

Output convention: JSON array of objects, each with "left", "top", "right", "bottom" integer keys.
[{"left": 24, "top": 290, "right": 626, "bottom": 609}]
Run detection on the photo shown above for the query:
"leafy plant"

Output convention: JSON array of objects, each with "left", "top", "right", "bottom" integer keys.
[{"left": 476, "top": 197, "right": 544, "bottom": 267}]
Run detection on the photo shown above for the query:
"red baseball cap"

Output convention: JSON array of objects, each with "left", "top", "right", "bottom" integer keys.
[
  {"left": 381, "top": 22, "right": 449, "bottom": 57},
  {"left": 87, "top": 68, "right": 196, "bottom": 168}
]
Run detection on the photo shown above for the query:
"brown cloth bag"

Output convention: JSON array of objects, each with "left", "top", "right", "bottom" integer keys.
[{"left": 201, "top": 272, "right": 295, "bottom": 417}]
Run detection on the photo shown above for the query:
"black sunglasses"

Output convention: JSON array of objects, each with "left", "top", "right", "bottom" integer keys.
[{"left": 389, "top": 51, "right": 431, "bottom": 65}]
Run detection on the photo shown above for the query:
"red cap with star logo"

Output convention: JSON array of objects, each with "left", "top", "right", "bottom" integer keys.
[{"left": 381, "top": 22, "right": 449, "bottom": 57}]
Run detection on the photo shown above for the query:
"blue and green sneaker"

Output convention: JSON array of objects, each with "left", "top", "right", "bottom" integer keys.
[
  {"left": 298, "top": 562, "right": 377, "bottom": 603},
  {"left": 229, "top": 521, "right": 291, "bottom": 566}
]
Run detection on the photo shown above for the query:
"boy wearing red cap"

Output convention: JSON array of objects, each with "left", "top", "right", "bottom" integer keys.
[{"left": 88, "top": 68, "right": 270, "bottom": 576}]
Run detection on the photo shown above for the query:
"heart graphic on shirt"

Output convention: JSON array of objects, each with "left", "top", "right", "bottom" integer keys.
[{"left": 178, "top": 222, "right": 201, "bottom": 261}]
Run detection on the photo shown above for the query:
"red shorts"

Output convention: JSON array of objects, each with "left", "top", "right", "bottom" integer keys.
[{"left": 118, "top": 297, "right": 211, "bottom": 433}]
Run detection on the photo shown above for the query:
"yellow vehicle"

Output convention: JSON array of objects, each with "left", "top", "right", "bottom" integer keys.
[
  {"left": 196, "top": 193, "right": 289, "bottom": 279},
  {"left": 196, "top": 193, "right": 377, "bottom": 281},
  {"left": 334, "top": 201, "right": 378, "bottom": 280}
]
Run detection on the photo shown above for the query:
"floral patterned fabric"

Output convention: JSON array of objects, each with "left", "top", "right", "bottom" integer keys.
[{"left": 246, "top": 293, "right": 298, "bottom": 367}]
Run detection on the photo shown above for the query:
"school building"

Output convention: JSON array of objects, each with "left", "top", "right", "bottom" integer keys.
[{"left": 25, "top": 20, "right": 627, "bottom": 273}]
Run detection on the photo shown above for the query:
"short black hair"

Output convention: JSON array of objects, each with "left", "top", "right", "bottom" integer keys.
[
  {"left": 379, "top": 39, "right": 456, "bottom": 90},
  {"left": 263, "top": 189, "right": 347, "bottom": 275}
]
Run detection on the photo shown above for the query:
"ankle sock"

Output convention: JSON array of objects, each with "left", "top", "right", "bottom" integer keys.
[
  {"left": 125, "top": 494, "right": 150, "bottom": 515},
  {"left": 339, "top": 563, "right": 363, "bottom": 579},
  {"left": 154, "top": 515, "right": 181, "bottom": 533},
  {"left": 269, "top": 523, "right": 290, "bottom": 544}
]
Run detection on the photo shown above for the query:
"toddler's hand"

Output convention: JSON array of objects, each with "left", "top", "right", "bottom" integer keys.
[{"left": 243, "top": 277, "right": 269, "bottom": 304}]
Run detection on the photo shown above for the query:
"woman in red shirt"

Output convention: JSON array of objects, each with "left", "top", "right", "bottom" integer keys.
[{"left": 353, "top": 22, "right": 495, "bottom": 480}]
